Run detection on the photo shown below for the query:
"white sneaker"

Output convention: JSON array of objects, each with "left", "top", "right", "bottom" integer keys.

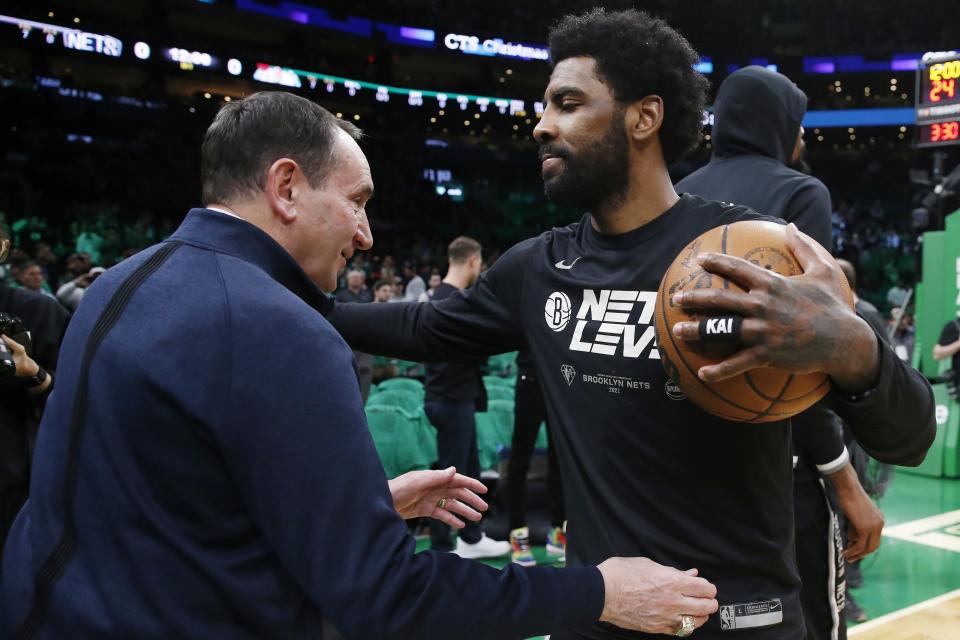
[{"left": 453, "top": 533, "right": 511, "bottom": 559}]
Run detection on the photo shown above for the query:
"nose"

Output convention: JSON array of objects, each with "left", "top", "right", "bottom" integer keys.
[
  {"left": 532, "top": 111, "right": 556, "bottom": 145},
  {"left": 354, "top": 210, "right": 373, "bottom": 251}
]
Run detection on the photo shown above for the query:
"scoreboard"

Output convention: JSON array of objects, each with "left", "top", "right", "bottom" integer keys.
[{"left": 916, "top": 52, "right": 960, "bottom": 147}]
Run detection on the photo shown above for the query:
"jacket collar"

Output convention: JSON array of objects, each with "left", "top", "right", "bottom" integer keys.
[{"left": 170, "top": 208, "right": 334, "bottom": 315}]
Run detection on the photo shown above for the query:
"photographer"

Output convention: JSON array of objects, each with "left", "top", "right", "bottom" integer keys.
[
  {"left": 56, "top": 266, "right": 106, "bottom": 312},
  {"left": 0, "top": 229, "right": 69, "bottom": 559}
]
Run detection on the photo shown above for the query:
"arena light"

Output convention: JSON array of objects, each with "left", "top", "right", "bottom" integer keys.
[
  {"left": 0, "top": 14, "right": 123, "bottom": 57},
  {"left": 227, "top": 58, "right": 243, "bottom": 76},
  {"left": 804, "top": 53, "right": 923, "bottom": 74},
  {"left": 251, "top": 61, "right": 528, "bottom": 115},
  {"left": 133, "top": 41, "right": 151, "bottom": 60},
  {"left": 236, "top": 0, "right": 434, "bottom": 47}
]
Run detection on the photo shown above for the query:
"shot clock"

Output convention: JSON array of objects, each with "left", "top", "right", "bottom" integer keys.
[{"left": 916, "top": 52, "right": 960, "bottom": 148}]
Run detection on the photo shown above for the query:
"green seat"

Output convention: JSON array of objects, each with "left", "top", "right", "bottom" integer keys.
[
  {"left": 364, "top": 406, "right": 434, "bottom": 478},
  {"left": 483, "top": 375, "right": 515, "bottom": 389},
  {"left": 366, "top": 390, "right": 423, "bottom": 414},
  {"left": 473, "top": 399, "right": 517, "bottom": 471},
  {"left": 474, "top": 411, "right": 503, "bottom": 471},
  {"left": 377, "top": 378, "right": 425, "bottom": 395},
  {"left": 486, "top": 386, "right": 515, "bottom": 402}
]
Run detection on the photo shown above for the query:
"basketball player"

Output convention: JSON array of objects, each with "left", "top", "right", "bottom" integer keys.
[{"left": 328, "top": 9, "right": 935, "bottom": 639}]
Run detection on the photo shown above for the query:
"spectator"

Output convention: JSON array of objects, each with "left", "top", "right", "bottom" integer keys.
[
  {"left": 336, "top": 269, "right": 374, "bottom": 401},
  {"left": 56, "top": 266, "right": 106, "bottom": 312},
  {"left": 372, "top": 279, "right": 393, "bottom": 303},
  {"left": 16, "top": 262, "right": 56, "bottom": 300},
  {"left": 419, "top": 272, "right": 442, "bottom": 302},
  {"left": 402, "top": 262, "right": 426, "bottom": 301}
]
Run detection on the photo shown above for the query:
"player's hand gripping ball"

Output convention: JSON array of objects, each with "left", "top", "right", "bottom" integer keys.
[{"left": 654, "top": 221, "right": 854, "bottom": 423}]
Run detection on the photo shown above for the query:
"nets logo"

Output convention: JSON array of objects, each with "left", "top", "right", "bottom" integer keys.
[
  {"left": 545, "top": 289, "right": 660, "bottom": 359},
  {"left": 561, "top": 364, "right": 576, "bottom": 386},
  {"left": 544, "top": 292, "right": 572, "bottom": 331}
]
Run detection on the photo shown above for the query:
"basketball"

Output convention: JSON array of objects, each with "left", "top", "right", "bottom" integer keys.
[{"left": 654, "top": 220, "right": 854, "bottom": 423}]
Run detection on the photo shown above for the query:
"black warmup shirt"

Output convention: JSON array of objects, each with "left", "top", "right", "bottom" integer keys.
[
  {"left": 328, "top": 194, "right": 935, "bottom": 639},
  {"left": 424, "top": 282, "right": 485, "bottom": 408}
]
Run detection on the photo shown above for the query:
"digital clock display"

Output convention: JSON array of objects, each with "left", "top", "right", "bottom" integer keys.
[
  {"left": 923, "top": 58, "right": 960, "bottom": 104},
  {"left": 917, "top": 54, "right": 960, "bottom": 124},
  {"left": 918, "top": 120, "right": 960, "bottom": 147}
]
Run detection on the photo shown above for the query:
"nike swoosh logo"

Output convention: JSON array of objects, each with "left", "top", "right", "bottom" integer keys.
[{"left": 555, "top": 257, "right": 582, "bottom": 270}]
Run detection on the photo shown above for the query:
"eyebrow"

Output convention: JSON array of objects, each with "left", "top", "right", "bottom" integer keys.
[
  {"left": 544, "top": 85, "right": 586, "bottom": 104},
  {"left": 355, "top": 183, "right": 375, "bottom": 200}
]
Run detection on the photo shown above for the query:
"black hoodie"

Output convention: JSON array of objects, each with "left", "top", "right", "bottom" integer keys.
[{"left": 676, "top": 65, "right": 832, "bottom": 248}]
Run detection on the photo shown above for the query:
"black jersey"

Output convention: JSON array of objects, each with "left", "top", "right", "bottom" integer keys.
[{"left": 328, "top": 194, "right": 935, "bottom": 639}]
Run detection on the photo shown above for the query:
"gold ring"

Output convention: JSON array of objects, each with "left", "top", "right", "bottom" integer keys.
[
  {"left": 675, "top": 615, "right": 695, "bottom": 637},
  {"left": 436, "top": 497, "right": 447, "bottom": 510}
]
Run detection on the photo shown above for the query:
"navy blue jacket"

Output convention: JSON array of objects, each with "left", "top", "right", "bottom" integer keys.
[{"left": 1, "top": 209, "right": 603, "bottom": 639}]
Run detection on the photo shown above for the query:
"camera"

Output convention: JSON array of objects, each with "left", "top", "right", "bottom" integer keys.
[{"left": 0, "top": 312, "right": 29, "bottom": 379}]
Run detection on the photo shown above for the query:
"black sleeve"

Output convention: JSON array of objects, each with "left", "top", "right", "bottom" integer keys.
[
  {"left": 326, "top": 238, "right": 535, "bottom": 362},
  {"left": 827, "top": 331, "right": 936, "bottom": 467},
  {"left": 938, "top": 320, "right": 959, "bottom": 346},
  {"left": 784, "top": 179, "right": 833, "bottom": 251},
  {"left": 792, "top": 401, "right": 848, "bottom": 475}
]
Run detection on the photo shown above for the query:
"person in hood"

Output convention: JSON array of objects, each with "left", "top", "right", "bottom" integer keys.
[
  {"left": 676, "top": 65, "right": 831, "bottom": 244},
  {"left": 677, "top": 66, "right": 884, "bottom": 639}
]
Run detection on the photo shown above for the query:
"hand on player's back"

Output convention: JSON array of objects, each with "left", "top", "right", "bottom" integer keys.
[
  {"left": 671, "top": 223, "right": 880, "bottom": 392},
  {"left": 597, "top": 557, "right": 718, "bottom": 634}
]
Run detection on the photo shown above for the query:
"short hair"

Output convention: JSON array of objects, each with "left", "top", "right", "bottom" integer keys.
[
  {"left": 200, "top": 91, "right": 363, "bottom": 205},
  {"left": 837, "top": 259, "right": 857, "bottom": 291},
  {"left": 548, "top": 8, "right": 709, "bottom": 166},
  {"left": 346, "top": 269, "right": 365, "bottom": 280},
  {"left": 18, "top": 260, "right": 40, "bottom": 273},
  {"left": 373, "top": 280, "right": 393, "bottom": 291},
  {"left": 447, "top": 236, "right": 482, "bottom": 264}
]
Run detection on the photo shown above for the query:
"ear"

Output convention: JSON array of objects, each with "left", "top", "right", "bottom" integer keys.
[
  {"left": 625, "top": 95, "right": 664, "bottom": 144},
  {"left": 264, "top": 158, "right": 301, "bottom": 224}
]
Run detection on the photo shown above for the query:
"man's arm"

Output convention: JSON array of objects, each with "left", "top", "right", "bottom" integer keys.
[
  {"left": 933, "top": 341, "right": 960, "bottom": 360},
  {"left": 934, "top": 322, "right": 960, "bottom": 360},
  {"left": 327, "top": 238, "right": 536, "bottom": 362},
  {"left": 826, "top": 462, "right": 884, "bottom": 562},
  {"left": 220, "top": 317, "right": 718, "bottom": 638},
  {"left": 793, "top": 405, "right": 884, "bottom": 561}
]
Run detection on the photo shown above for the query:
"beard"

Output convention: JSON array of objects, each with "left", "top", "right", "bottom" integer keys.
[{"left": 539, "top": 114, "right": 630, "bottom": 213}]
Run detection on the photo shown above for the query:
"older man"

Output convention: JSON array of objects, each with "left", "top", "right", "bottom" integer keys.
[{"left": 1, "top": 91, "right": 718, "bottom": 640}]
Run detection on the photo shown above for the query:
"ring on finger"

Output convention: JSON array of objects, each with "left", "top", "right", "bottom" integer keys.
[
  {"left": 436, "top": 497, "right": 447, "bottom": 510},
  {"left": 675, "top": 614, "right": 695, "bottom": 637}
]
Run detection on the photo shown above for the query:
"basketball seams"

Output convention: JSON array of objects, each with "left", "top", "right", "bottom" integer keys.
[{"left": 657, "top": 263, "right": 763, "bottom": 419}]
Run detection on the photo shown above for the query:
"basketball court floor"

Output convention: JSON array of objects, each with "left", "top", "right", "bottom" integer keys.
[{"left": 418, "top": 472, "right": 960, "bottom": 638}]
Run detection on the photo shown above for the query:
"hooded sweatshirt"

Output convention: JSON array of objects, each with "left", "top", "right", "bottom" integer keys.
[{"left": 676, "top": 65, "right": 832, "bottom": 248}]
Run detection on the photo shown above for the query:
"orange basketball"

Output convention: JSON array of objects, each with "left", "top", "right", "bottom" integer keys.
[{"left": 654, "top": 220, "right": 854, "bottom": 423}]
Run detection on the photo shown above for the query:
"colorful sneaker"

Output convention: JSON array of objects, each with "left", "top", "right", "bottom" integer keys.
[
  {"left": 510, "top": 527, "right": 537, "bottom": 567},
  {"left": 453, "top": 533, "right": 511, "bottom": 560},
  {"left": 546, "top": 525, "right": 567, "bottom": 562}
]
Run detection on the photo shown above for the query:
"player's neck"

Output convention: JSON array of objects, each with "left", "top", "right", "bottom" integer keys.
[
  {"left": 443, "top": 268, "right": 472, "bottom": 290},
  {"left": 590, "top": 161, "right": 679, "bottom": 236}
]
